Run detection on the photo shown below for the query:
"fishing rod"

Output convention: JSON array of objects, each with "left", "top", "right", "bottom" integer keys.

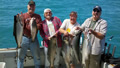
[{"left": 108, "top": 35, "right": 114, "bottom": 41}]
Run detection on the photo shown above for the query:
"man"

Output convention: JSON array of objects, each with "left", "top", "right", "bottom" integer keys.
[
  {"left": 76, "top": 6, "right": 107, "bottom": 68},
  {"left": 17, "top": 0, "right": 42, "bottom": 68},
  {"left": 40, "top": 8, "right": 62, "bottom": 68},
  {"left": 59, "top": 11, "right": 80, "bottom": 68}
]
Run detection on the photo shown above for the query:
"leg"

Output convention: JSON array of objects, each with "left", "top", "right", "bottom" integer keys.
[
  {"left": 30, "top": 38, "right": 40, "bottom": 68},
  {"left": 89, "top": 54, "right": 101, "bottom": 68},
  {"left": 44, "top": 47, "right": 50, "bottom": 68},
  {"left": 17, "top": 36, "right": 29, "bottom": 68}
]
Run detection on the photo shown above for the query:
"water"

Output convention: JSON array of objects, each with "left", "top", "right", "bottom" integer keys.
[{"left": 0, "top": 0, "right": 120, "bottom": 57}]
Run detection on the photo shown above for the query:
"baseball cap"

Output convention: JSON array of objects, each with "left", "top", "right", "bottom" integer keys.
[
  {"left": 93, "top": 6, "right": 102, "bottom": 12},
  {"left": 44, "top": 8, "right": 52, "bottom": 13},
  {"left": 28, "top": 0, "right": 35, "bottom": 5}
]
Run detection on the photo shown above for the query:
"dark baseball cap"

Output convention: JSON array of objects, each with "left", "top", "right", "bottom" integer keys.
[
  {"left": 93, "top": 6, "right": 102, "bottom": 12},
  {"left": 28, "top": 0, "right": 35, "bottom": 5}
]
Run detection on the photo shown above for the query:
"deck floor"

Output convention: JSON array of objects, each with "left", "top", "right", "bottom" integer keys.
[{"left": 24, "top": 65, "right": 81, "bottom": 68}]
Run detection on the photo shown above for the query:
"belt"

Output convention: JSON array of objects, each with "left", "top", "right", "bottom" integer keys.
[{"left": 23, "top": 34, "right": 31, "bottom": 39}]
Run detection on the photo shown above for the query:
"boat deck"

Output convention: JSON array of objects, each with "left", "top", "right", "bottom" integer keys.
[
  {"left": 0, "top": 48, "right": 82, "bottom": 68},
  {"left": 25, "top": 65, "right": 81, "bottom": 68},
  {"left": 0, "top": 48, "right": 116, "bottom": 68}
]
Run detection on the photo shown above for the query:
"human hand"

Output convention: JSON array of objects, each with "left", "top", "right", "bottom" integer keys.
[
  {"left": 75, "top": 26, "right": 80, "bottom": 30},
  {"left": 16, "top": 12, "right": 24, "bottom": 25},
  {"left": 54, "top": 32, "right": 57, "bottom": 37},
  {"left": 75, "top": 26, "right": 82, "bottom": 30},
  {"left": 31, "top": 17, "right": 36, "bottom": 20},
  {"left": 69, "top": 34, "right": 74, "bottom": 37},
  {"left": 50, "top": 32, "right": 57, "bottom": 38},
  {"left": 88, "top": 28, "right": 93, "bottom": 34},
  {"left": 64, "top": 31, "right": 69, "bottom": 36},
  {"left": 17, "top": 12, "right": 24, "bottom": 20},
  {"left": 48, "top": 37, "right": 51, "bottom": 40}
]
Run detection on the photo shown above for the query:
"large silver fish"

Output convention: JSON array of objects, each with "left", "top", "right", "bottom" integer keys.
[
  {"left": 71, "top": 30, "right": 82, "bottom": 64},
  {"left": 61, "top": 36, "right": 72, "bottom": 68},
  {"left": 13, "top": 15, "right": 23, "bottom": 48},
  {"left": 48, "top": 37, "right": 57, "bottom": 68},
  {"left": 30, "top": 18, "right": 37, "bottom": 42},
  {"left": 82, "top": 33, "right": 91, "bottom": 68}
]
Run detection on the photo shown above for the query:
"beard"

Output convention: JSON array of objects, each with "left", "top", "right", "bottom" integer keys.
[{"left": 45, "top": 15, "right": 51, "bottom": 20}]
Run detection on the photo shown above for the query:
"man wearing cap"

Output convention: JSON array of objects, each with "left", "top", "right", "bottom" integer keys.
[
  {"left": 76, "top": 6, "right": 107, "bottom": 68},
  {"left": 17, "top": 0, "right": 42, "bottom": 68},
  {"left": 40, "top": 8, "right": 62, "bottom": 68}
]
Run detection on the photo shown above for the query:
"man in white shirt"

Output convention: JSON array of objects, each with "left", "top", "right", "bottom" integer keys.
[{"left": 59, "top": 11, "right": 80, "bottom": 68}]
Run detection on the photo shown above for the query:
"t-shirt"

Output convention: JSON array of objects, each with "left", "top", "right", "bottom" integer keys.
[
  {"left": 60, "top": 19, "right": 80, "bottom": 36},
  {"left": 46, "top": 20, "right": 55, "bottom": 37},
  {"left": 89, "top": 20, "right": 96, "bottom": 29},
  {"left": 89, "top": 20, "right": 97, "bottom": 40},
  {"left": 23, "top": 13, "right": 42, "bottom": 37}
]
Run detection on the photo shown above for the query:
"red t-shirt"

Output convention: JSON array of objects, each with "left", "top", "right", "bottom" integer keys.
[{"left": 22, "top": 13, "right": 42, "bottom": 37}]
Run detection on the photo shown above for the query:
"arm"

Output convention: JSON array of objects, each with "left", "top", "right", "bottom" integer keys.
[
  {"left": 59, "top": 19, "right": 69, "bottom": 36},
  {"left": 59, "top": 28, "right": 69, "bottom": 36},
  {"left": 36, "top": 15, "right": 42, "bottom": 30},
  {"left": 54, "top": 17, "right": 62, "bottom": 34},
  {"left": 39, "top": 24, "right": 49, "bottom": 40},
  {"left": 89, "top": 20, "right": 107, "bottom": 40},
  {"left": 18, "top": 12, "right": 25, "bottom": 29},
  {"left": 89, "top": 29, "right": 105, "bottom": 40},
  {"left": 75, "top": 18, "right": 90, "bottom": 31}
]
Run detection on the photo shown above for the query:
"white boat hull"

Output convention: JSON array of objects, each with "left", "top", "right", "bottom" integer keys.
[{"left": 0, "top": 48, "right": 116, "bottom": 68}]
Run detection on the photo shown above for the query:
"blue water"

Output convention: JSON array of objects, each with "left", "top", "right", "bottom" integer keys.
[{"left": 0, "top": 0, "right": 120, "bottom": 57}]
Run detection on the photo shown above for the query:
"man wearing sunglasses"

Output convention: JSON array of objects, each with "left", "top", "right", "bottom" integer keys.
[{"left": 76, "top": 6, "right": 107, "bottom": 68}]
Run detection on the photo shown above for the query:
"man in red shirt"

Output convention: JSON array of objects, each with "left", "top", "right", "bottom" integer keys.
[
  {"left": 40, "top": 8, "right": 62, "bottom": 68},
  {"left": 17, "top": 0, "right": 42, "bottom": 68}
]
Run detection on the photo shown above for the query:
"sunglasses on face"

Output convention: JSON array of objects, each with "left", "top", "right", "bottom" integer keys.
[
  {"left": 93, "top": 9, "right": 100, "bottom": 12},
  {"left": 45, "top": 11, "right": 52, "bottom": 14}
]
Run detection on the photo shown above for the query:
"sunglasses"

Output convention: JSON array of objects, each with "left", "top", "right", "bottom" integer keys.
[{"left": 93, "top": 9, "right": 100, "bottom": 12}]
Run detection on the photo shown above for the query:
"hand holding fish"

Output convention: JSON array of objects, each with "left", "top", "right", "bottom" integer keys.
[
  {"left": 64, "top": 31, "right": 69, "bottom": 36},
  {"left": 48, "top": 32, "right": 58, "bottom": 40},
  {"left": 88, "top": 28, "right": 105, "bottom": 40},
  {"left": 88, "top": 29, "right": 93, "bottom": 34},
  {"left": 69, "top": 34, "right": 74, "bottom": 37},
  {"left": 16, "top": 12, "right": 24, "bottom": 26},
  {"left": 75, "top": 26, "right": 83, "bottom": 31},
  {"left": 48, "top": 37, "right": 51, "bottom": 40},
  {"left": 88, "top": 28, "right": 93, "bottom": 34}
]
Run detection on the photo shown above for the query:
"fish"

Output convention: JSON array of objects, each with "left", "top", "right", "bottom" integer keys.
[
  {"left": 61, "top": 36, "right": 72, "bottom": 68},
  {"left": 30, "top": 18, "right": 37, "bottom": 42},
  {"left": 82, "top": 33, "right": 91, "bottom": 68},
  {"left": 71, "top": 30, "right": 82, "bottom": 64},
  {"left": 13, "top": 15, "right": 23, "bottom": 48},
  {"left": 48, "top": 37, "right": 57, "bottom": 68}
]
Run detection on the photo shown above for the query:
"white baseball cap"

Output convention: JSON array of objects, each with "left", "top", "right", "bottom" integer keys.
[{"left": 44, "top": 8, "right": 52, "bottom": 13}]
